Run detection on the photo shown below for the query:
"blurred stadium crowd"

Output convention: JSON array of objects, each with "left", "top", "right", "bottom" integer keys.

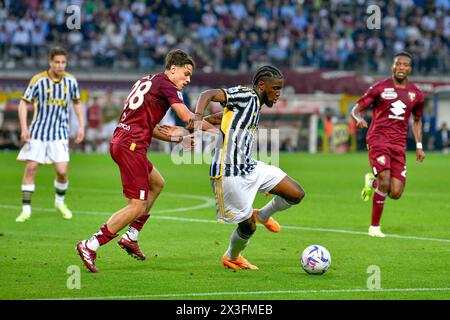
[{"left": 0, "top": 0, "right": 449, "bottom": 74}]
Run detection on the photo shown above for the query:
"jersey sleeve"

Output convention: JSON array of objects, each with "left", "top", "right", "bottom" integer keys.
[
  {"left": 412, "top": 90, "right": 424, "bottom": 118},
  {"left": 221, "top": 86, "right": 252, "bottom": 110},
  {"left": 70, "top": 77, "right": 81, "bottom": 101},
  {"left": 161, "top": 83, "right": 184, "bottom": 106},
  {"left": 357, "top": 83, "right": 380, "bottom": 110},
  {"left": 22, "top": 76, "right": 39, "bottom": 103}
]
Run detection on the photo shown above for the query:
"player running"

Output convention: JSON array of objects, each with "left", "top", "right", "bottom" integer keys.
[
  {"left": 76, "top": 49, "right": 214, "bottom": 272},
  {"left": 192, "top": 65, "right": 305, "bottom": 270},
  {"left": 351, "top": 51, "right": 425, "bottom": 238}
]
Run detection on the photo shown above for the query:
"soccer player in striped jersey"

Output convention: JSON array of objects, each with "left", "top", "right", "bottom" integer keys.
[
  {"left": 16, "top": 47, "right": 85, "bottom": 222},
  {"left": 193, "top": 65, "right": 305, "bottom": 270}
]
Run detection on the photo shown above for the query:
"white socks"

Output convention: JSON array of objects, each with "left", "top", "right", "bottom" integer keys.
[
  {"left": 86, "top": 236, "right": 100, "bottom": 251},
  {"left": 54, "top": 180, "right": 68, "bottom": 205},
  {"left": 225, "top": 229, "right": 250, "bottom": 260},
  {"left": 21, "top": 184, "right": 35, "bottom": 213},
  {"left": 22, "top": 205, "right": 31, "bottom": 215},
  {"left": 124, "top": 227, "right": 139, "bottom": 241},
  {"left": 257, "top": 196, "right": 292, "bottom": 222}
]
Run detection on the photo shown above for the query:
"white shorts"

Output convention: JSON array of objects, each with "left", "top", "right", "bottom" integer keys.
[
  {"left": 17, "top": 139, "right": 70, "bottom": 164},
  {"left": 211, "top": 161, "right": 287, "bottom": 224}
]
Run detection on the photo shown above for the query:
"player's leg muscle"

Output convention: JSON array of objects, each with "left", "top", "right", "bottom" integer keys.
[
  {"left": 269, "top": 175, "right": 305, "bottom": 204},
  {"left": 149, "top": 167, "right": 165, "bottom": 194},
  {"left": 389, "top": 177, "right": 404, "bottom": 200},
  {"left": 54, "top": 162, "right": 68, "bottom": 182},
  {"left": 144, "top": 167, "right": 165, "bottom": 214},
  {"left": 107, "top": 198, "right": 147, "bottom": 234},
  {"left": 376, "top": 170, "right": 391, "bottom": 193},
  {"left": 23, "top": 161, "right": 39, "bottom": 184}
]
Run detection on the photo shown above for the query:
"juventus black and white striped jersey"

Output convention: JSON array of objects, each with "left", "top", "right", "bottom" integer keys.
[
  {"left": 210, "top": 86, "right": 261, "bottom": 178},
  {"left": 22, "top": 71, "right": 80, "bottom": 141}
]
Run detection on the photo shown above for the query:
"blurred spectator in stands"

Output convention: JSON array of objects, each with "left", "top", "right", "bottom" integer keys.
[
  {"left": 0, "top": 0, "right": 449, "bottom": 75},
  {"left": 435, "top": 122, "right": 450, "bottom": 153},
  {"left": 138, "top": 38, "right": 156, "bottom": 70},
  {"left": 99, "top": 89, "right": 121, "bottom": 153},
  {"left": 281, "top": 137, "right": 296, "bottom": 152},
  {"left": 31, "top": 25, "right": 46, "bottom": 59},
  {"left": 320, "top": 107, "right": 335, "bottom": 153},
  {"left": 11, "top": 25, "right": 31, "bottom": 59},
  {"left": 348, "top": 115, "right": 357, "bottom": 152},
  {"left": 0, "top": 25, "right": 6, "bottom": 60},
  {"left": 85, "top": 97, "right": 103, "bottom": 153},
  {"left": 0, "top": 122, "right": 21, "bottom": 150},
  {"left": 422, "top": 101, "right": 437, "bottom": 150}
]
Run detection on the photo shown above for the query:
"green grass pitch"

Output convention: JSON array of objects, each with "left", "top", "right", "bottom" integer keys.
[{"left": 0, "top": 151, "right": 449, "bottom": 300}]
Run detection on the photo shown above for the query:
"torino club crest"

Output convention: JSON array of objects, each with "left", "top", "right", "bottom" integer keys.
[{"left": 376, "top": 155, "right": 386, "bottom": 166}]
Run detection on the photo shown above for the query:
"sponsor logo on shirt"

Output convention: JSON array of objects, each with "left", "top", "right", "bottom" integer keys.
[
  {"left": 381, "top": 88, "right": 398, "bottom": 100},
  {"left": 388, "top": 100, "right": 407, "bottom": 120},
  {"left": 117, "top": 122, "right": 130, "bottom": 131}
]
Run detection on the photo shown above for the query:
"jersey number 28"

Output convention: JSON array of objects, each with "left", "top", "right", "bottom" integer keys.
[{"left": 125, "top": 78, "right": 153, "bottom": 110}]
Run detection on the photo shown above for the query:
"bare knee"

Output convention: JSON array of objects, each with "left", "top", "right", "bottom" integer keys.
[
  {"left": 130, "top": 201, "right": 147, "bottom": 219},
  {"left": 25, "top": 163, "right": 39, "bottom": 176},
  {"left": 55, "top": 168, "right": 68, "bottom": 181},
  {"left": 152, "top": 176, "right": 165, "bottom": 194},
  {"left": 389, "top": 190, "right": 403, "bottom": 200},
  {"left": 377, "top": 177, "right": 391, "bottom": 193},
  {"left": 289, "top": 185, "right": 305, "bottom": 204}
]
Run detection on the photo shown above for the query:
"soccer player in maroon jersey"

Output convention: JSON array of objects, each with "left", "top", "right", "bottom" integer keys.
[
  {"left": 76, "top": 49, "right": 214, "bottom": 272},
  {"left": 351, "top": 51, "right": 426, "bottom": 238}
]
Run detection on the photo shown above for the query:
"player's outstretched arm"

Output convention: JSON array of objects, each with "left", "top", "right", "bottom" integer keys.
[
  {"left": 153, "top": 124, "right": 189, "bottom": 142},
  {"left": 194, "top": 89, "right": 225, "bottom": 119},
  {"left": 190, "top": 89, "right": 226, "bottom": 131},
  {"left": 204, "top": 112, "right": 223, "bottom": 125},
  {"left": 351, "top": 104, "right": 368, "bottom": 129},
  {"left": 170, "top": 102, "right": 216, "bottom": 133},
  {"left": 18, "top": 99, "right": 33, "bottom": 143}
]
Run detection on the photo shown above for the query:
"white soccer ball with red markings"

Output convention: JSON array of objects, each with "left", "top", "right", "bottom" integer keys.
[{"left": 301, "top": 245, "right": 331, "bottom": 275}]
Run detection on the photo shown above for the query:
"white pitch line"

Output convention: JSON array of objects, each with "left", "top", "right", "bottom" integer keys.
[
  {"left": 0, "top": 192, "right": 216, "bottom": 215},
  {"left": 50, "top": 287, "right": 450, "bottom": 300},
  {"left": 1, "top": 203, "right": 449, "bottom": 243}
]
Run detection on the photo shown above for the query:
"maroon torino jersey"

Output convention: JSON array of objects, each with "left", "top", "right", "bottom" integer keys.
[
  {"left": 357, "top": 78, "right": 424, "bottom": 148},
  {"left": 111, "top": 73, "right": 184, "bottom": 153}
]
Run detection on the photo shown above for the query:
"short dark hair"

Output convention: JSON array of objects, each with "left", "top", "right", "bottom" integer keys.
[
  {"left": 49, "top": 47, "right": 68, "bottom": 60},
  {"left": 394, "top": 51, "right": 413, "bottom": 61},
  {"left": 252, "top": 65, "right": 284, "bottom": 86},
  {"left": 165, "top": 49, "right": 196, "bottom": 70}
]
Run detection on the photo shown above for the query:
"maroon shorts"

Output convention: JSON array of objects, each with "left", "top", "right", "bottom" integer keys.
[
  {"left": 367, "top": 143, "right": 407, "bottom": 183},
  {"left": 110, "top": 143, "right": 153, "bottom": 200}
]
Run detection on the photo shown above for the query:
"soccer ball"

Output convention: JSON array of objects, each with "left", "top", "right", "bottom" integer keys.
[{"left": 300, "top": 245, "right": 332, "bottom": 275}]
